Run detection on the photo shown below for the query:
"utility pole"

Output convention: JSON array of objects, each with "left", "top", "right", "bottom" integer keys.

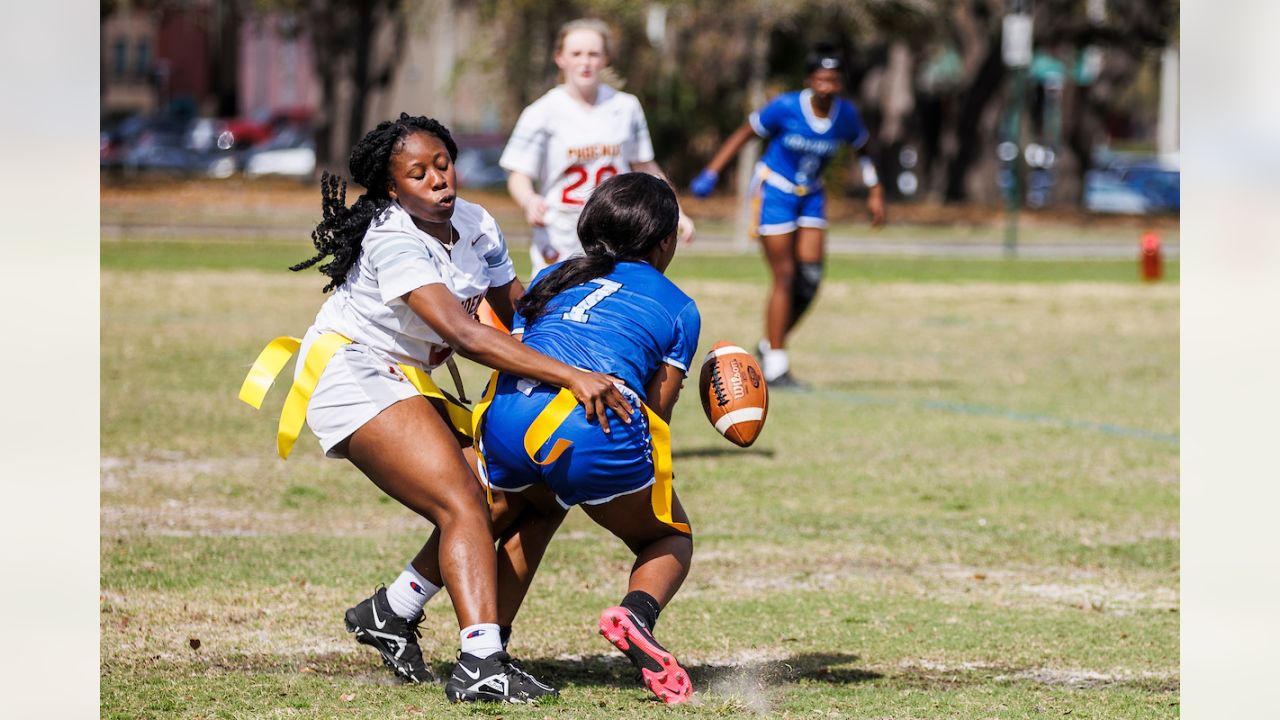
[{"left": 1000, "top": 0, "right": 1033, "bottom": 258}]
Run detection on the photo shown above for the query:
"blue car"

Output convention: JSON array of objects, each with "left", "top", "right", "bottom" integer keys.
[{"left": 1084, "top": 157, "right": 1179, "bottom": 214}]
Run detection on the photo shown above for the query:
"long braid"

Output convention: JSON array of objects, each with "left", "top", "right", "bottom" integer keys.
[{"left": 292, "top": 113, "right": 458, "bottom": 292}]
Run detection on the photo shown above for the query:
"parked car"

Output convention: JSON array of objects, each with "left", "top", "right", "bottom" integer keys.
[
  {"left": 243, "top": 125, "right": 316, "bottom": 178},
  {"left": 225, "top": 106, "right": 314, "bottom": 149},
  {"left": 101, "top": 114, "right": 183, "bottom": 170},
  {"left": 102, "top": 114, "right": 243, "bottom": 178},
  {"left": 1084, "top": 156, "right": 1179, "bottom": 215}
]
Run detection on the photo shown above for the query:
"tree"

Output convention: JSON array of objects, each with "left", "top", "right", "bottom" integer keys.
[{"left": 298, "top": 0, "right": 406, "bottom": 174}]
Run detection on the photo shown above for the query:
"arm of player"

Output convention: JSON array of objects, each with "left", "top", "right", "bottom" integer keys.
[
  {"left": 854, "top": 153, "right": 886, "bottom": 228},
  {"left": 632, "top": 160, "right": 695, "bottom": 245},
  {"left": 405, "top": 283, "right": 632, "bottom": 430},
  {"left": 506, "top": 172, "right": 547, "bottom": 227},
  {"left": 644, "top": 364, "right": 687, "bottom": 425},
  {"left": 704, "top": 122, "right": 758, "bottom": 177}
]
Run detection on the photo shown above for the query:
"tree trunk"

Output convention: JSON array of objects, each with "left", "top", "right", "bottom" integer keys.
[
  {"left": 346, "top": 0, "right": 375, "bottom": 155},
  {"left": 945, "top": 30, "right": 1005, "bottom": 203}
]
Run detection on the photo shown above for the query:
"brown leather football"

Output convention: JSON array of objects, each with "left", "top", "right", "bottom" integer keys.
[{"left": 698, "top": 341, "right": 769, "bottom": 447}]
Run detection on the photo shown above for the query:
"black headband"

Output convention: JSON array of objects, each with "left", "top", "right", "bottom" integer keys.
[{"left": 805, "top": 54, "right": 843, "bottom": 74}]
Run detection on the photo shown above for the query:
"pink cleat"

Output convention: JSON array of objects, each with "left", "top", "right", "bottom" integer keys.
[{"left": 598, "top": 606, "right": 693, "bottom": 704}]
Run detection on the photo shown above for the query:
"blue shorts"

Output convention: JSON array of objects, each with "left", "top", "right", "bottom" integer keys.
[
  {"left": 753, "top": 178, "right": 829, "bottom": 236},
  {"left": 477, "top": 374, "right": 655, "bottom": 508}
]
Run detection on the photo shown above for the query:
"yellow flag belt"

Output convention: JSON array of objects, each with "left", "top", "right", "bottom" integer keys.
[
  {"left": 238, "top": 333, "right": 473, "bottom": 459},
  {"left": 472, "top": 372, "right": 689, "bottom": 535}
]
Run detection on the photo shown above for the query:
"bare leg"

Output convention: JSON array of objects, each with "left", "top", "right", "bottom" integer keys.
[
  {"left": 407, "top": 444, "right": 482, "bottom": 588},
  {"left": 409, "top": 483, "right": 568, "bottom": 628},
  {"left": 581, "top": 489, "right": 692, "bottom": 608},
  {"left": 588, "top": 487, "right": 695, "bottom": 703},
  {"left": 343, "top": 396, "right": 497, "bottom": 629},
  {"left": 491, "top": 485, "right": 568, "bottom": 625},
  {"left": 760, "top": 231, "right": 798, "bottom": 350}
]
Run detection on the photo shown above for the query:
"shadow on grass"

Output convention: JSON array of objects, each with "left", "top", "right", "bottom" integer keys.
[
  {"left": 428, "top": 651, "right": 880, "bottom": 691},
  {"left": 673, "top": 446, "right": 776, "bottom": 459}
]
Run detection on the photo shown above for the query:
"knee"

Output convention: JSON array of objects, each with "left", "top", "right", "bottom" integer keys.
[
  {"left": 793, "top": 261, "right": 824, "bottom": 303},
  {"left": 770, "top": 263, "right": 796, "bottom": 291},
  {"left": 673, "top": 531, "right": 693, "bottom": 559},
  {"left": 436, "top": 485, "right": 492, "bottom": 530},
  {"left": 627, "top": 527, "right": 693, "bottom": 558}
]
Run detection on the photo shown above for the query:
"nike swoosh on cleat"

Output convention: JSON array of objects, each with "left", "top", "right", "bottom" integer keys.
[
  {"left": 370, "top": 601, "right": 388, "bottom": 629},
  {"left": 461, "top": 664, "right": 482, "bottom": 680}
]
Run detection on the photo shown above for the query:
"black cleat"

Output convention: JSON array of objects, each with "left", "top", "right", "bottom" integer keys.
[
  {"left": 343, "top": 586, "right": 432, "bottom": 684},
  {"left": 766, "top": 371, "right": 809, "bottom": 391},
  {"left": 445, "top": 651, "right": 558, "bottom": 704}
]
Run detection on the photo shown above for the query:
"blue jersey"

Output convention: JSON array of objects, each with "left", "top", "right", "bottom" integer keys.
[
  {"left": 513, "top": 261, "right": 700, "bottom": 402},
  {"left": 750, "top": 90, "right": 869, "bottom": 188}
]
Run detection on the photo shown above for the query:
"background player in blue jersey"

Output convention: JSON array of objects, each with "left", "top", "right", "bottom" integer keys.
[
  {"left": 690, "top": 42, "right": 886, "bottom": 388},
  {"left": 399, "top": 173, "right": 701, "bottom": 704}
]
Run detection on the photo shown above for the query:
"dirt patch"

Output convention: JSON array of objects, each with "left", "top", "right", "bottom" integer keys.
[{"left": 994, "top": 667, "right": 1178, "bottom": 689}]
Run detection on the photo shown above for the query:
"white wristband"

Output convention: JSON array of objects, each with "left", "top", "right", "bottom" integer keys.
[{"left": 859, "top": 157, "right": 880, "bottom": 187}]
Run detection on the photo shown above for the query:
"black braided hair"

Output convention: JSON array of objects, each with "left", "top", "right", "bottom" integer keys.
[
  {"left": 291, "top": 112, "right": 458, "bottom": 292},
  {"left": 516, "top": 173, "right": 679, "bottom": 322}
]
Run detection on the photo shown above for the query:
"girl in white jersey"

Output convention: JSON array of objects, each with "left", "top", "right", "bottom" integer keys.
[
  {"left": 500, "top": 18, "right": 694, "bottom": 276},
  {"left": 250, "top": 114, "right": 633, "bottom": 704}
]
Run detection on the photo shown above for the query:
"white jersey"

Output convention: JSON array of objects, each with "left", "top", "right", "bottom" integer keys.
[
  {"left": 501, "top": 85, "right": 655, "bottom": 211},
  {"left": 500, "top": 85, "right": 655, "bottom": 272},
  {"left": 310, "top": 198, "right": 516, "bottom": 371}
]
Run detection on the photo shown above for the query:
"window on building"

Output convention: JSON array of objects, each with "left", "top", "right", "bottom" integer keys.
[
  {"left": 113, "top": 38, "right": 128, "bottom": 78},
  {"left": 135, "top": 39, "right": 151, "bottom": 78}
]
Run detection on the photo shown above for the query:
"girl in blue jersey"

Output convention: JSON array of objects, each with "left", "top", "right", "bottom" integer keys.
[
  {"left": 403, "top": 173, "right": 700, "bottom": 704},
  {"left": 690, "top": 43, "right": 886, "bottom": 388},
  {"left": 483, "top": 172, "right": 699, "bottom": 704}
]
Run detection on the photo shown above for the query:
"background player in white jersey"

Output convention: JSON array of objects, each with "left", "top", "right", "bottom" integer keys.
[
  {"left": 272, "top": 114, "right": 633, "bottom": 703},
  {"left": 500, "top": 18, "right": 694, "bottom": 276},
  {"left": 690, "top": 42, "right": 886, "bottom": 389}
]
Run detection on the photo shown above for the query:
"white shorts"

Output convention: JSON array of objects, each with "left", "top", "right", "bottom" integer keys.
[
  {"left": 298, "top": 328, "right": 422, "bottom": 459},
  {"left": 529, "top": 206, "right": 585, "bottom": 276}
]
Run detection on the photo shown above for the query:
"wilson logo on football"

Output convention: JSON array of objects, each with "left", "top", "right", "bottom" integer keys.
[{"left": 698, "top": 341, "right": 769, "bottom": 447}]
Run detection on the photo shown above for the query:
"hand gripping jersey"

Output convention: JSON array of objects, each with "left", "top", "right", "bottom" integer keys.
[
  {"left": 750, "top": 89, "right": 869, "bottom": 192},
  {"left": 478, "top": 260, "right": 700, "bottom": 510},
  {"left": 512, "top": 261, "right": 700, "bottom": 401},
  {"left": 311, "top": 198, "right": 516, "bottom": 371}
]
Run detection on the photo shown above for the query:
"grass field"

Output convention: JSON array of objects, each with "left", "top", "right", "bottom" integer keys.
[{"left": 101, "top": 188, "right": 1178, "bottom": 718}]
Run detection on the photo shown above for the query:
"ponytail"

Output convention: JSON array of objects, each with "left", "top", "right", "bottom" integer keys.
[
  {"left": 515, "top": 253, "right": 618, "bottom": 322},
  {"left": 516, "top": 172, "right": 678, "bottom": 323}
]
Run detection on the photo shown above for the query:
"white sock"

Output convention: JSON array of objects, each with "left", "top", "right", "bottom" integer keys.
[
  {"left": 460, "top": 623, "right": 503, "bottom": 658},
  {"left": 762, "top": 348, "right": 790, "bottom": 381},
  {"left": 385, "top": 564, "right": 441, "bottom": 620},
  {"left": 758, "top": 338, "right": 771, "bottom": 356}
]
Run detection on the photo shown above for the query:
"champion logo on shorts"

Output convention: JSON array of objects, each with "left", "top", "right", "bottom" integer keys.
[
  {"left": 410, "top": 581, "right": 425, "bottom": 595},
  {"left": 466, "top": 629, "right": 486, "bottom": 639}
]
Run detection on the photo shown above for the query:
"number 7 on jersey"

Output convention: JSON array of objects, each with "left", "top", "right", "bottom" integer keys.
[{"left": 562, "top": 278, "right": 622, "bottom": 323}]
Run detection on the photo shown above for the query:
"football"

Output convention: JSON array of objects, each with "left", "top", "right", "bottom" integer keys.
[{"left": 698, "top": 341, "right": 769, "bottom": 447}]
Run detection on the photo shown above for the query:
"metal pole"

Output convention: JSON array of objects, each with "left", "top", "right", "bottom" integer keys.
[
  {"left": 1004, "top": 66, "right": 1024, "bottom": 259},
  {"left": 1001, "top": 2, "right": 1033, "bottom": 258}
]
